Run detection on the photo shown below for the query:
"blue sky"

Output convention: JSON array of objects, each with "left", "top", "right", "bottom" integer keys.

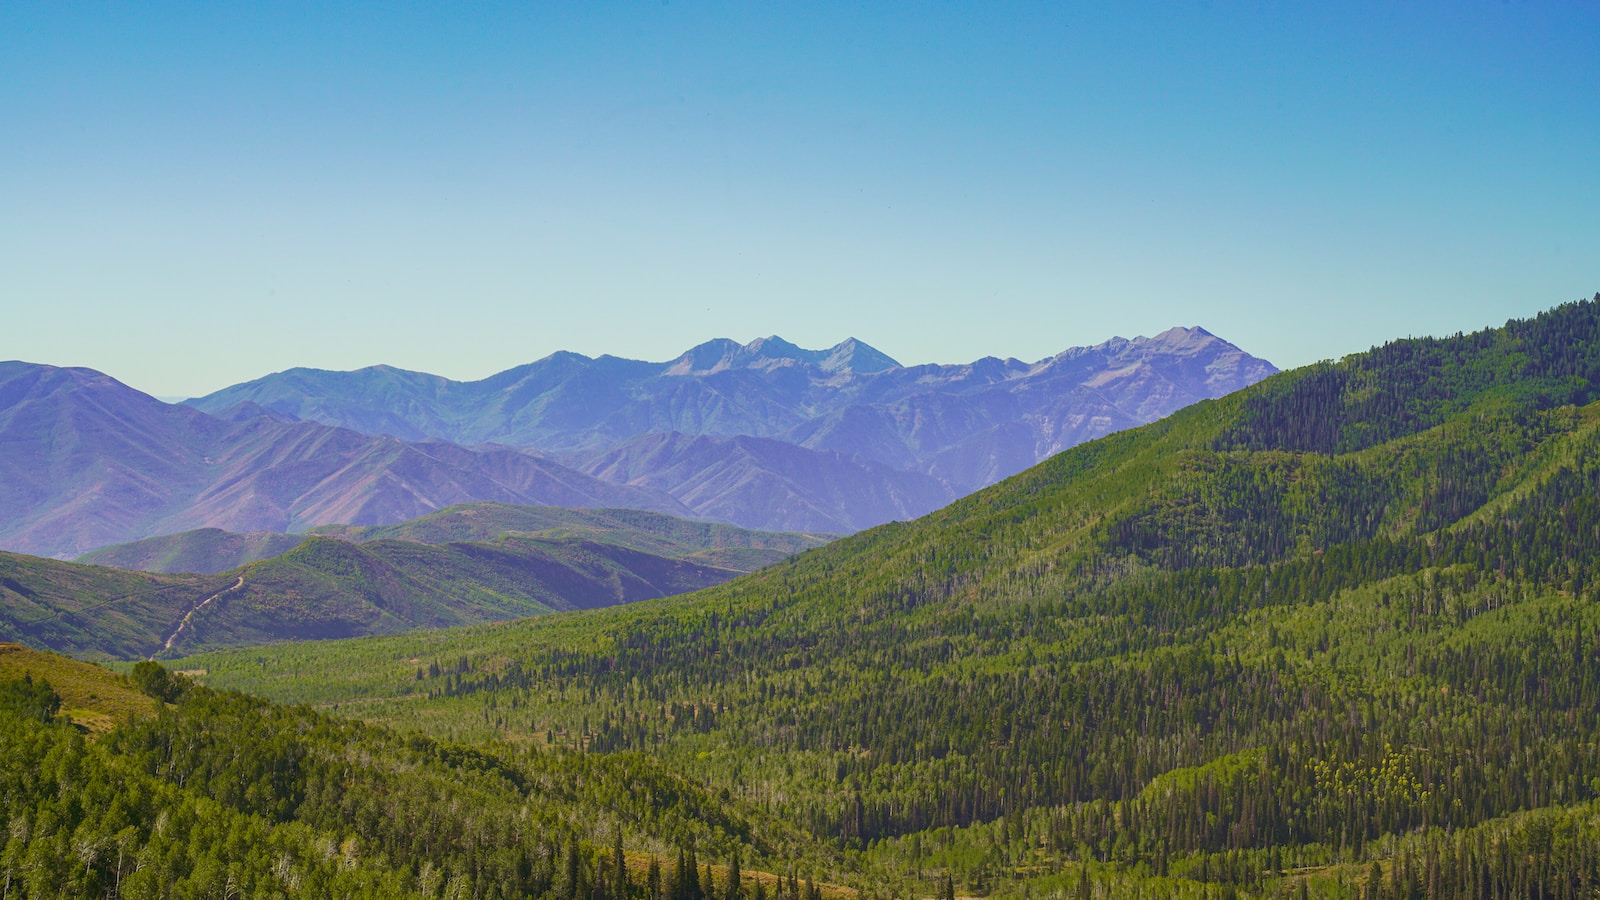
[{"left": 2, "top": 2, "right": 1596, "bottom": 398}]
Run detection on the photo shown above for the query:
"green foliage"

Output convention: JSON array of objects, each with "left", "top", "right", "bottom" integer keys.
[
  {"left": 129, "top": 660, "right": 185, "bottom": 703},
  {"left": 0, "top": 668, "right": 842, "bottom": 899},
  {"left": 0, "top": 673, "right": 59, "bottom": 722},
  {"left": 1217, "top": 298, "right": 1600, "bottom": 454}
]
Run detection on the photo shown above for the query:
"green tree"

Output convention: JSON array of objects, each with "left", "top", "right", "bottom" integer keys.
[
  {"left": 0, "top": 674, "right": 58, "bottom": 722},
  {"left": 613, "top": 828, "right": 628, "bottom": 896},
  {"left": 130, "top": 660, "right": 184, "bottom": 702},
  {"left": 725, "top": 848, "right": 741, "bottom": 900}
]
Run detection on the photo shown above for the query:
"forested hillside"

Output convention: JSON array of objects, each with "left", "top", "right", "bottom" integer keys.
[
  {"left": 178, "top": 296, "right": 1600, "bottom": 899},
  {"left": 0, "top": 644, "right": 846, "bottom": 898}
]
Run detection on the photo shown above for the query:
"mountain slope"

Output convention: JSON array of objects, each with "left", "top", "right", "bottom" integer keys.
[
  {"left": 77, "top": 503, "right": 833, "bottom": 575},
  {"left": 570, "top": 432, "right": 958, "bottom": 533},
  {"left": 308, "top": 502, "right": 832, "bottom": 558},
  {"left": 75, "top": 527, "right": 306, "bottom": 574},
  {"left": 187, "top": 329, "right": 1277, "bottom": 493},
  {"left": 180, "top": 295, "right": 1600, "bottom": 899},
  {"left": 7, "top": 499, "right": 831, "bottom": 657},
  {"left": 0, "top": 362, "right": 691, "bottom": 558},
  {"left": 0, "top": 552, "right": 228, "bottom": 659},
  {"left": 2, "top": 526, "right": 752, "bottom": 658},
  {"left": 1, "top": 647, "right": 845, "bottom": 899},
  {"left": 781, "top": 326, "right": 1277, "bottom": 488},
  {"left": 0, "top": 641, "right": 158, "bottom": 733},
  {"left": 176, "top": 534, "right": 741, "bottom": 650}
]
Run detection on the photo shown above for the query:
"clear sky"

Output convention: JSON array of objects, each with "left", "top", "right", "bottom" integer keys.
[{"left": 2, "top": 2, "right": 1596, "bottom": 398}]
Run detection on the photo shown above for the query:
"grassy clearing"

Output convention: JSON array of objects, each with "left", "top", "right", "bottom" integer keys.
[{"left": 0, "top": 641, "right": 157, "bottom": 733}]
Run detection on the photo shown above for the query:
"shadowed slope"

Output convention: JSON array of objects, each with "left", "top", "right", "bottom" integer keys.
[{"left": 571, "top": 433, "right": 958, "bottom": 533}]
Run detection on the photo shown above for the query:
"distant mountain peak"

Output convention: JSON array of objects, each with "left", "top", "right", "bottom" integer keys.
[
  {"left": 664, "top": 339, "right": 746, "bottom": 375},
  {"left": 1058, "top": 325, "right": 1241, "bottom": 363},
  {"left": 1146, "top": 325, "right": 1221, "bottom": 352},
  {"left": 664, "top": 336, "right": 900, "bottom": 376},
  {"left": 743, "top": 335, "right": 805, "bottom": 358},
  {"left": 819, "top": 338, "right": 900, "bottom": 374}
]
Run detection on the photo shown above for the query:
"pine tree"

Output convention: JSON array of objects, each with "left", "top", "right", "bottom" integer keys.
[
  {"left": 687, "top": 848, "right": 702, "bottom": 900},
  {"left": 613, "top": 828, "right": 627, "bottom": 896},
  {"left": 565, "top": 836, "right": 584, "bottom": 900},
  {"left": 726, "top": 848, "right": 742, "bottom": 900}
]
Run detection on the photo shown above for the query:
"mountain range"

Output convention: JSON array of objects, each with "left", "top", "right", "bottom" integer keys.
[
  {"left": 0, "top": 361, "right": 689, "bottom": 558},
  {"left": 188, "top": 328, "right": 1276, "bottom": 492},
  {"left": 1, "top": 328, "right": 1272, "bottom": 555}
]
